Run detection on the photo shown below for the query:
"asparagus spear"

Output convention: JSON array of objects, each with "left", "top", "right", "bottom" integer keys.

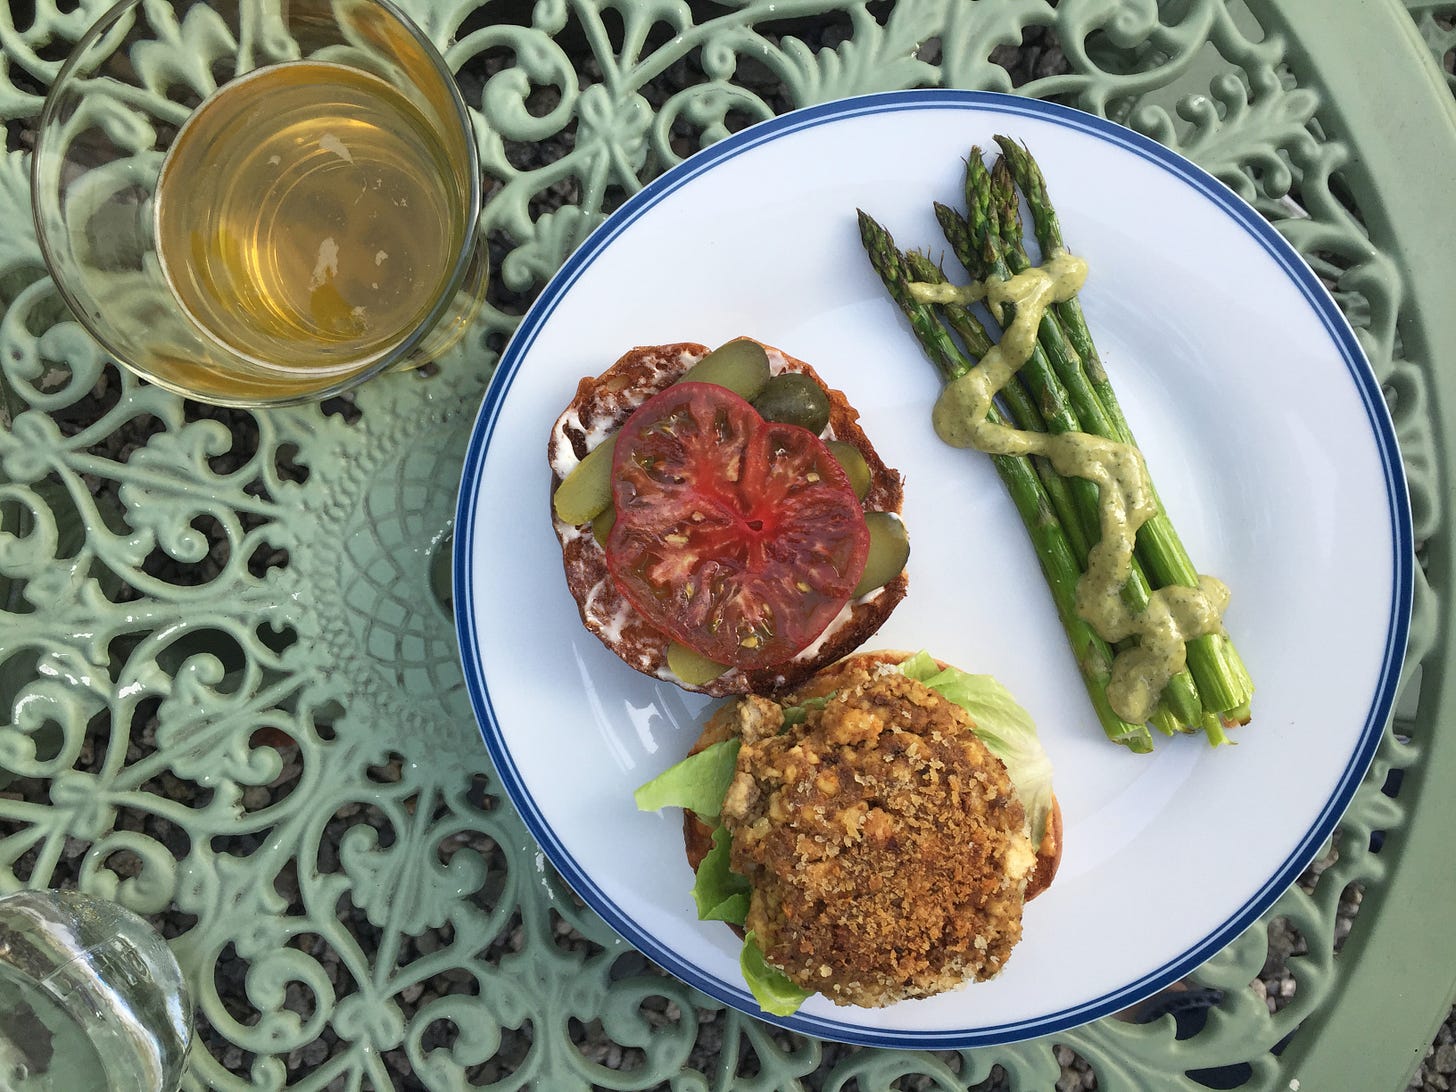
[
  {"left": 937, "top": 195, "right": 1104, "bottom": 552},
  {"left": 978, "top": 156, "right": 1206, "bottom": 733},
  {"left": 858, "top": 142, "right": 1252, "bottom": 745},
  {"left": 858, "top": 209, "right": 1152, "bottom": 752},
  {"left": 992, "top": 138, "right": 1253, "bottom": 725},
  {"left": 900, "top": 249, "right": 1095, "bottom": 566},
  {"left": 915, "top": 153, "right": 1202, "bottom": 733}
]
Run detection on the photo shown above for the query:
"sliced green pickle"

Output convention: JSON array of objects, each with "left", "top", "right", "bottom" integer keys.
[
  {"left": 852, "top": 512, "right": 909, "bottom": 598},
  {"left": 667, "top": 641, "right": 730, "bottom": 686},
  {"left": 752, "top": 373, "right": 831, "bottom": 434},
  {"left": 552, "top": 434, "right": 617, "bottom": 525},
  {"left": 592, "top": 504, "right": 616, "bottom": 546},
  {"left": 826, "top": 440, "right": 870, "bottom": 500},
  {"left": 678, "top": 339, "right": 772, "bottom": 401}
]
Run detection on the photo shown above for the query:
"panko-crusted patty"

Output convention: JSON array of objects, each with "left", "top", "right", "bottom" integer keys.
[{"left": 719, "top": 667, "right": 1036, "bottom": 1008}]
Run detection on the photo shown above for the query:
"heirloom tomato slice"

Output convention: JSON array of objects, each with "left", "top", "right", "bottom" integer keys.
[{"left": 605, "top": 381, "right": 869, "bottom": 670}]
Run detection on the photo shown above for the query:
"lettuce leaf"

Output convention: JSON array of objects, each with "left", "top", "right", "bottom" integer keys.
[
  {"left": 900, "top": 651, "right": 1055, "bottom": 844},
  {"left": 633, "top": 738, "right": 741, "bottom": 820},
  {"left": 741, "top": 932, "right": 811, "bottom": 1016},
  {"left": 693, "top": 824, "right": 750, "bottom": 925},
  {"left": 635, "top": 730, "right": 808, "bottom": 1015}
]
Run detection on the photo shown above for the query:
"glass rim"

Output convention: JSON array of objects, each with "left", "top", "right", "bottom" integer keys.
[{"left": 30, "top": 0, "right": 484, "bottom": 408}]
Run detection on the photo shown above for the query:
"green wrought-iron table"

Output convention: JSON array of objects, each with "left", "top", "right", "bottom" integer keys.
[{"left": 3, "top": 0, "right": 1455, "bottom": 1088}]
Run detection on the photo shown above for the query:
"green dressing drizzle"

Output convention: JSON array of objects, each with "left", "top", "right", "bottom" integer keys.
[{"left": 912, "top": 252, "right": 1229, "bottom": 723}]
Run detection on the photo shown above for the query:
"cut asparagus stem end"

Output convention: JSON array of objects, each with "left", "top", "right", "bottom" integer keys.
[{"left": 1203, "top": 714, "right": 1232, "bottom": 747}]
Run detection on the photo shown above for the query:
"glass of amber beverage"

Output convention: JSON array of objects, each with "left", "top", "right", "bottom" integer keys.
[{"left": 32, "top": 0, "right": 485, "bottom": 407}]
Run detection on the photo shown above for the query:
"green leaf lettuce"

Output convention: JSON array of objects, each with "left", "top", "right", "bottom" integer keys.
[
  {"left": 693, "top": 824, "right": 750, "bottom": 925},
  {"left": 633, "top": 738, "right": 740, "bottom": 820},
  {"left": 741, "top": 932, "right": 812, "bottom": 1016}
]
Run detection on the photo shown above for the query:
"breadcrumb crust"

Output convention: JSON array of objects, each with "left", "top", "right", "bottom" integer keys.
[{"left": 720, "top": 666, "right": 1034, "bottom": 1008}]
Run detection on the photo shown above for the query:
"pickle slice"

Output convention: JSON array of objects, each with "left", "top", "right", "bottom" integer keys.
[
  {"left": 667, "top": 641, "right": 730, "bottom": 686},
  {"left": 592, "top": 503, "right": 615, "bottom": 546},
  {"left": 678, "top": 338, "right": 772, "bottom": 401},
  {"left": 852, "top": 512, "right": 909, "bottom": 597},
  {"left": 752, "top": 372, "right": 831, "bottom": 434},
  {"left": 552, "top": 434, "right": 617, "bottom": 525},
  {"left": 558, "top": 342, "right": 769, "bottom": 525},
  {"left": 826, "top": 440, "right": 871, "bottom": 500}
]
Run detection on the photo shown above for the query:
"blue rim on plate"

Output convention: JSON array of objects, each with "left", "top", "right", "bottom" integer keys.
[{"left": 453, "top": 89, "right": 1413, "bottom": 1048}]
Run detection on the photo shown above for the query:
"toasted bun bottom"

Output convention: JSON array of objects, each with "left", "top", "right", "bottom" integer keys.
[{"left": 548, "top": 340, "right": 907, "bottom": 696}]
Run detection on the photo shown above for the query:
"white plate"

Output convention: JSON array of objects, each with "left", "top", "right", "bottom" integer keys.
[{"left": 454, "top": 91, "right": 1412, "bottom": 1047}]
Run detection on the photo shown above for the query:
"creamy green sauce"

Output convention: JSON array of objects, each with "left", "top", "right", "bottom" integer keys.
[{"left": 915, "top": 252, "right": 1228, "bottom": 723}]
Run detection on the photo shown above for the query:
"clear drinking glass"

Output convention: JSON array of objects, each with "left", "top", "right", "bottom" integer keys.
[
  {"left": 0, "top": 889, "right": 192, "bottom": 1092},
  {"left": 31, "top": 0, "right": 486, "bottom": 407}
]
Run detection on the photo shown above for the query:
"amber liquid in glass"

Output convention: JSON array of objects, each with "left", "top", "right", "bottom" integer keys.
[{"left": 155, "top": 60, "right": 468, "bottom": 378}]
